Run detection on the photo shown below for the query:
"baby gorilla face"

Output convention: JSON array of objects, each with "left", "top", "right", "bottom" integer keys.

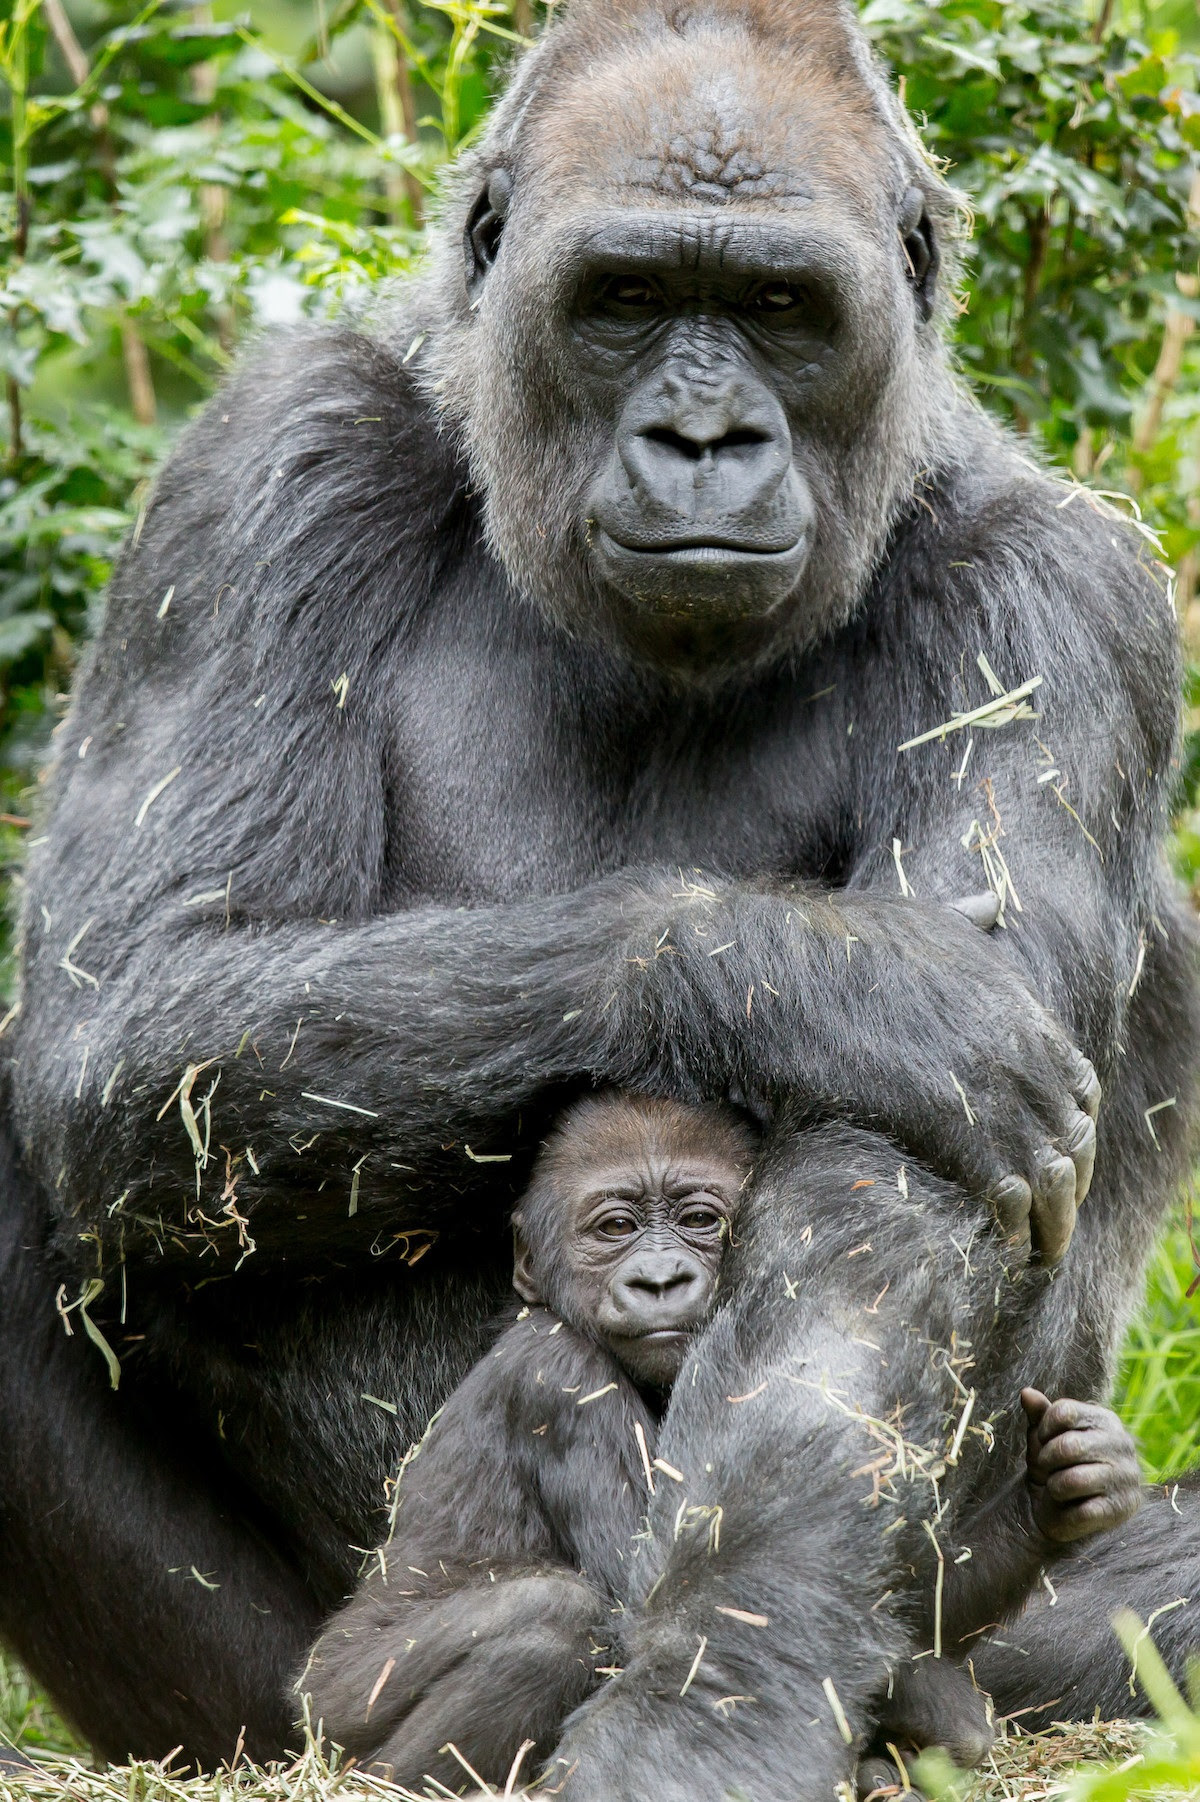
[
  {"left": 572, "top": 1157, "right": 733, "bottom": 1387},
  {"left": 513, "top": 1092, "right": 754, "bottom": 1390}
]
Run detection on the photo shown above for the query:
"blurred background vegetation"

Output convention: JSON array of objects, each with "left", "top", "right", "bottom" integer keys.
[{"left": 0, "top": 0, "right": 1199, "bottom": 1764}]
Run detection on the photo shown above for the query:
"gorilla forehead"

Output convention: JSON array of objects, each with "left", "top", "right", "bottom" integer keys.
[{"left": 523, "top": 29, "right": 890, "bottom": 220}]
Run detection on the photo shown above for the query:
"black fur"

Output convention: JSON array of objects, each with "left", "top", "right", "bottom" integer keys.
[
  {"left": 971, "top": 1476, "right": 1200, "bottom": 1722},
  {"left": 0, "top": 0, "right": 1196, "bottom": 1789}
]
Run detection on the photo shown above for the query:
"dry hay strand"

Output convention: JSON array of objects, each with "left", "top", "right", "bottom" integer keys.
[{"left": 955, "top": 1717, "right": 1148, "bottom": 1800}]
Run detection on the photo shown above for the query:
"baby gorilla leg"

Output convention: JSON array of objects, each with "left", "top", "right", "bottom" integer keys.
[
  {"left": 305, "top": 1573, "right": 606, "bottom": 1791},
  {"left": 857, "top": 1658, "right": 993, "bottom": 1798}
]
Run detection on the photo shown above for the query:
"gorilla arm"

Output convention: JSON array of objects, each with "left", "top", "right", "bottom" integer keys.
[
  {"left": 7, "top": 334, "right": 1139, "bottom": 1274},
  {"left": 840, "top": 448, "right": 1188, "bottom": 1259}
]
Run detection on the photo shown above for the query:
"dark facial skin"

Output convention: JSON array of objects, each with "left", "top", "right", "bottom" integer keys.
[
  {"left": 578, "top": 229, "right": 825, "bottom": 624},
  {"left": 512, "top": 1094, "right": 749, "bottom": 1389}
]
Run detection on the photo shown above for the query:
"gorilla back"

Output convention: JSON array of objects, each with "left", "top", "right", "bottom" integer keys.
[{"left": 1, "top": 0, "right": 1195, "bottom": 1790}]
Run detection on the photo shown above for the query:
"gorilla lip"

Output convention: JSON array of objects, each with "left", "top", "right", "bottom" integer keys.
[{"left": 593, "top": 526, "right": 811, "bottom": 618}]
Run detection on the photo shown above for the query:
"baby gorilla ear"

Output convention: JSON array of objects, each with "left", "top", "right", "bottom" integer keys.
[{"left": 511, "top": 1216, "right": 542, "bottom": 1305}]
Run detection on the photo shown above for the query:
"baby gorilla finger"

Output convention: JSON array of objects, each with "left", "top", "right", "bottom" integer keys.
[
  {"left": 856, "top": 1754, "right": 920, "bottom": 1800},
  {"left": 1045, "top": 1488, "right": 1142, "bottom": 1542},
  {"left": 1033, "top": 1426, "right": 1132, "bottom": 1476},
  {"left": 1044, "top": 1460, "right": 1121, "bottom": 1504},
  {"left": 1029, "top": 1150, "right": 1077, "bottom": 1264}
]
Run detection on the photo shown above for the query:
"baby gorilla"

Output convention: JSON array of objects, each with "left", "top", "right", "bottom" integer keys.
[
  {"left": 300, "top": 1093, "right": 1141, "bottom": 1794},
  {"left": 300, "top": 1092, "right": 751, "bottom": 1791}
]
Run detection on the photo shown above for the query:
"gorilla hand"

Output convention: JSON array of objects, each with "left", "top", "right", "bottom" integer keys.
[
  {"left": 1021, "top": 1389, "right": 1142, "bottom": 1544},
  {"left": 610, "top": 875, "right": 1099, "bottom": 1264},
  {"left": 857, "top": 1656, "right": 993, "bottom": 1798}
]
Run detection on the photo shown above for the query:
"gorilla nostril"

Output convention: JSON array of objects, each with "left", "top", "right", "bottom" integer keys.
[
  {"left": 641, "top": 425, "right": 770, "bottom": 462},
  {"left": 629, "top": 1268, "right": 696, "bottom": 1299}
]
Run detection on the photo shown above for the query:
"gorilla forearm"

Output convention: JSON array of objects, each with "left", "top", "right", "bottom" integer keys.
[{"left": 14, "top": 861, "right": 1097, "bottom": 1271}]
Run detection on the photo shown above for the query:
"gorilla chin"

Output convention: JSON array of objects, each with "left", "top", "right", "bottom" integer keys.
[{"left": 589, "top": 530, "right": 813, "bottom": 670}]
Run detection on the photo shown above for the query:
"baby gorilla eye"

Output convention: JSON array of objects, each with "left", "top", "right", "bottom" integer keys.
[
  {"left": 678, "top": 1204, "right": 722, "bottom": 1232},
  {"left": 595, "top": 1211, "right": 638, "bottom": 1238}
]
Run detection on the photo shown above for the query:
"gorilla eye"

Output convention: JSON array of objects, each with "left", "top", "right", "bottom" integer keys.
[
  {"left": 897, "top": 187, "right": 938, "bottom": 320},
  {"left": 679, "top": 1205, "right": 722, "bottom": 1232},
  {"left": 750, "top": 282, "right": 806, "bottom": 314},
  {"left": 596, "top": 1211, "right": 638, "bottom": 1238},
  {"left": 464, "top": 170, "right": 512, "bottom": 291},
  {"left": 596, "top": 276, "right": 662, "bottom": 312}
]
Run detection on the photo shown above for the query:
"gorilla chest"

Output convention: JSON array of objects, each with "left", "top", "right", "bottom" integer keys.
[{"left": 382, "top": 636, "right": 851, "bottom": 902}]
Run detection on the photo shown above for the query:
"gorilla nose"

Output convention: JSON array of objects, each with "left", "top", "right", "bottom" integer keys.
[
  {"left": 611, "top": 382, "right": 797, "bottom": 547},
  {"left": 638, "top": 421, "right": 773, "bottom": 467},
  {"left": 613, "top": 1260, "right": 704, "bottom": 1322}
]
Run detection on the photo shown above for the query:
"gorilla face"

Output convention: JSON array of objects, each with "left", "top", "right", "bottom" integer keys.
[
  {"left": 428, "top": 5, "right": 954, "bottom": 675},
  {"left": 578, "top": 231, "right": 823, "bottom": 625}
]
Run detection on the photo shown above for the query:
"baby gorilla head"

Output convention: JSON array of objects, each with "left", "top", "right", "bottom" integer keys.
[{"left": 512, "top": 1091, "right": 755, "bottom": 1389}]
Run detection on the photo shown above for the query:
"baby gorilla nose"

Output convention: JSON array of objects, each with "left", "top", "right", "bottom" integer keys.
[{"left": 612, "top": 1253, "right": 707, "bottom": 1322}]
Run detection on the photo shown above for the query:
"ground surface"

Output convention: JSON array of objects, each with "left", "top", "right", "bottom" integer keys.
[{"left": 0, "top": 1721, "right": 1175, "bottom": 1802}]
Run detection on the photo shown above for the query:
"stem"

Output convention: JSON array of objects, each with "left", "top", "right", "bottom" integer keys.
[
  {"left": 5, "top": 4, "right": 29, "bottom": 469},
  {"left": 1091, "top": 0, "right": 1115, "bottom": 43},
  {"left": 374, "top": 6, "right": 424, "bottom": 225},
  {"left": 1130, "top": 172, "right": 1200, "bottom": 484},
  {"left": 191, "top": 5, "right": 233, "bottom": 354},
  {"left": 42, "top": 0, "right": 158, "bottom": 423},
  {"left": 1011, "top": 204, "right": 1050, "bottom": 429}
]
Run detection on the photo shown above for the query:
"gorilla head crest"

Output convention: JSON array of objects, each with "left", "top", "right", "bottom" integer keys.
[{"left": 422, "top": 0, "right": 962, "bottom": 676}]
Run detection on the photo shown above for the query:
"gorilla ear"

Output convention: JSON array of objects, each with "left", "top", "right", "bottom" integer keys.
[
  {"left": 464, "top": 168, "right": 513, "bottom": 293},
  {"left": 512, "top": 1217, "right": 542, "bottom": 1305},
  {"left": 898, "top": 185, "right": 938, "bottom": 321}
]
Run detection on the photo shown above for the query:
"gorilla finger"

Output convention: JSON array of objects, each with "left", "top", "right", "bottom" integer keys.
[
  {"left": 951, "top": 892, "right": 1001, "bottom": 932},
  {"left": 1033, "top": 1430, "right": 1114, "bottom": 1474},
  {"left": 1045, "top": 1461, "right": 1117, "bottom": 1503},
  {"left": 1070, "top": 1051, "right": 1101, "bottom": 1121},
  {"left": 1030, "top": 1151, "right": 1076, "bottom": 1264},
  {"left": 1064, "top": 1112, "right": 1097, "bottom": 1204},
  {"left": 1050, "top": 1493, "right": 1138, "bottom": 1542},
  {"left": 1020, "top": 1387, "right": 1051, "bottom": 1430},
  {"left": 990, "top": 1174, "right": 1032, "bottom": 1243}
]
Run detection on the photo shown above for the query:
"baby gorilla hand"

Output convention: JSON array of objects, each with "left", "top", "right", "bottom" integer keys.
[{"left": 1022, "top": 1388, "right": 1141, "bottom": 1544}]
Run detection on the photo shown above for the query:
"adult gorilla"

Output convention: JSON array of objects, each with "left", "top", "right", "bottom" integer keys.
[{"left": 0, "top": 0, "right": 1196, "bottom": 1793}]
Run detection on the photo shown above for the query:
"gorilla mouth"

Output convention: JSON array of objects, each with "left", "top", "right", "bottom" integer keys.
[
  {"left": 591, "top": 524, "right": 812, "bottom": 628},
  {"left": 602, "top": 530, "right": 807, "bottom": 561}
]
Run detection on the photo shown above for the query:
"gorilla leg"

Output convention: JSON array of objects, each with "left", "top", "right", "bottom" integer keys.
[
  {"left": 0, "top": 1120, "right": 320, "bottom": 1768},
  {"left": 971, "top": 1477, "right": 1200, "bottom": 1721},
  {"left": 305, "top": 1576, "right": 606, "bottom": 1791},
  {"left": 548, "top": 1121, "right": 1048, "bottom": 1802}
]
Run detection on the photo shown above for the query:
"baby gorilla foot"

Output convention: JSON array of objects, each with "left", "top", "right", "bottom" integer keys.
[
  {"left": 1021, "top": 1389, "right": 1142, "bottom": 1543},
  {"left": 857, "top": 1656, "right": 993, "bottom": 1797}
]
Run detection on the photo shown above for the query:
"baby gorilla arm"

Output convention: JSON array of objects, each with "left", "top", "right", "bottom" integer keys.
[{"left": 941, "top": 1389, "right": 1142, "bottom": 1649}]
